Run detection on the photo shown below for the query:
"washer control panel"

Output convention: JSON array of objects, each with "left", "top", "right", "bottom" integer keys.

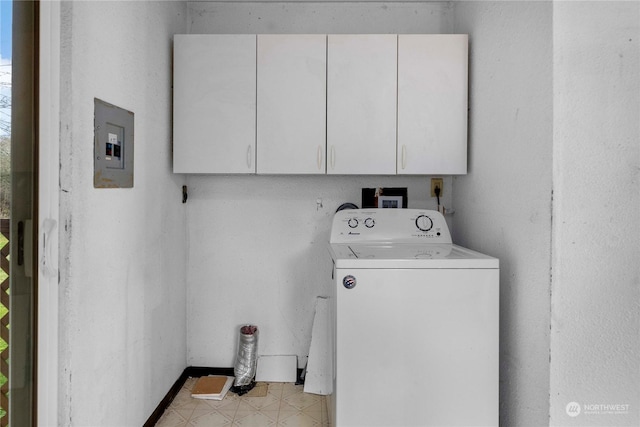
[{"left": 330, "top": 209, "right": 452, "bottom": 244}]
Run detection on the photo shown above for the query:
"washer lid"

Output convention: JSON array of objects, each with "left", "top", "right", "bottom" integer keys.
[
  {"left": 329, "top": 243, "right": 498, "bottom": 269},
  {"left": 348, "top": 243, "right": 453, "bottom": 259}
]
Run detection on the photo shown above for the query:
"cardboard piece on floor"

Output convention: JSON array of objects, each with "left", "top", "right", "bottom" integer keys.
[
  {"left": 255, "top": 355, "right": 297, "bottom": 383},
  {"left": 243, "top": 382, "right": 269, "bottom": 397},
  {"left": 191, "top": 375, "right": 234, "bottom": 400},
  {"left": 304, "top": 296, "right": 333, "bottom": 395}
]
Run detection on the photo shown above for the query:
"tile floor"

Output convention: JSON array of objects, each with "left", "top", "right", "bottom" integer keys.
[{"left": 155, "top": 378, "right": 330, "bottom": 427}]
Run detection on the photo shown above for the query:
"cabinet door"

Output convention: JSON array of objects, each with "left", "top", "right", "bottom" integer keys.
[
  {"left": 257, "top": 35, "right": 327, "bottom": 174},
  {"left": 327, "top": 35, "right": 397, "bottom": 175},
  {"left": 173, "top": 35, "right": 256, "bottom": 173},
  {"left": 397, "top": 35, "right": 468, "bottom": 175}
]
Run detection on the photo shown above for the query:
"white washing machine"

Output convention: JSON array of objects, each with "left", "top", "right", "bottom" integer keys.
[{"left": 328, "top": 209, "right": 499, "bottom": 427}]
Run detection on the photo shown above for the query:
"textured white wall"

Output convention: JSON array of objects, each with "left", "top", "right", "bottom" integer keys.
[
  {"left": 58, "top": 1, "right": 187, "bottom": 425},
  {"left": 550, "top": 1, "right": 640, "bottom": 426},
  {"left": 452, "top": 2, "right": 553, "bottom": 426},
  {"left": 184, "top": 2, "right": 454, "bottom": 368},
  {"left": 187, "top": 1, "right": 453, "bottom": 34},
  {"left": 185, "top": 176, "right": 446, "bottom": 367}
]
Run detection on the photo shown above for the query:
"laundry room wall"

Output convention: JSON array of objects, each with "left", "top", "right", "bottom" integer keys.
[
  {"left": 58, "top": 1, "right": 187, "bottom": 425},
  {"left": 451, "top": 2, "right": 553, "bottom": 426},
  {"left": 184, "top": 1, "right": 453, "bottom": 369},
  {"left": 453, "top": 1, "right": 640, "bottom": 426},
  {"left": 550, "top": 2, "right": 640, "bottom": 426}
]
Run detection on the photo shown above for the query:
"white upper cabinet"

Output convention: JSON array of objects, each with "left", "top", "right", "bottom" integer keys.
[
  {"left": 173, "top": 35, "right": 256, "bottom": 174},
  {"left": 257, "top": 35, "right": 327, "bottom": 174},
  {"left": 397, "top": 34, "right": 468, "bottom": 175},
  {"left": 327, "top": 35, "right": 398, "bottom": 175},
  {"left": 173, "top": 33, "right": 469, "bottom": 175}
]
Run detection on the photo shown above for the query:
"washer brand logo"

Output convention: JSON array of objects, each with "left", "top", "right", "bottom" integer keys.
[
  {"left": 342, "top": 275, "right": 357, "bottom": 289},
  {"left": 348, "top": 232, "right": 360, "bottom": 235},
  {"left": 566, "top": 402, "right": 581, "bottom": 417}
]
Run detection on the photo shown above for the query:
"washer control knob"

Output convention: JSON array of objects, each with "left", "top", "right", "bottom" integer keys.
[
  {"left": 348, "top": 218, "right": 358, "bottom": 228},
  {"left": 343, "top": 275, "right": 357, "bottom": 289},
  {"left": 415, "top": 215, "right": 434, "bottom": 232},
  {"left": 364, "top": 217, "right": 375, "bottom": 228}
]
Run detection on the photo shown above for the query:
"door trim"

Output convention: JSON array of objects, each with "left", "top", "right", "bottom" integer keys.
[{"left": 37, "top": 1, "right": 60, "bottom": 425}]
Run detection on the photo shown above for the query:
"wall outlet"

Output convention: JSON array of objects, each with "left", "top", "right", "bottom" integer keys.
[{"left": 430, "top": 178, "right": 443, "bottom": 197}]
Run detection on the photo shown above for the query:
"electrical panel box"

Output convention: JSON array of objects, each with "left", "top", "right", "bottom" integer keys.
[{"left": 94, "top": 98, "right": 134, "bottom": 188}]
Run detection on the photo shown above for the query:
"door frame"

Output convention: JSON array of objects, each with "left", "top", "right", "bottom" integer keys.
[{"left": 37, "top": 1, "right": 60, "bottom": 425}]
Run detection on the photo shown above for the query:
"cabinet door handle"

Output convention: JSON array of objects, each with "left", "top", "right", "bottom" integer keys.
[
  {"left": 402, "top": 145, "right": 407, "bottom": 170},
  {"left": 317, "top": 145, "right": 323, "bottom": 171},
  {"left": 330, "top": 146, "right": 335, "bottom": 170},
  {"left": 246, "top": 145, "right": 252, "bottom": 169}
]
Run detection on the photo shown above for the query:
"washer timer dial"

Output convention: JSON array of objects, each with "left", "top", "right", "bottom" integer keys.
[
  {"left": 348, "top": 218, "right": 359, "bottom": 228},
  {"left": 415, "top": 215, "right": 433, "bottom": 232},
  {"left": 364, "top": 218, "right": 375, "bottom": 228}
]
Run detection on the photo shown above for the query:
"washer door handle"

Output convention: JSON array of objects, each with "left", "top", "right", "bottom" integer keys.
[{"left": 343, "top": 275, "right": 356, "bottom": 289}]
